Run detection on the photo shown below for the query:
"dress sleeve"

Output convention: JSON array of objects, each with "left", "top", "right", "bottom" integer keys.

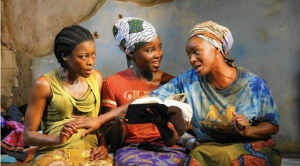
[
  {"left": 101, "top": 76, "right": 118, "bottom": 108},
  {"left": 259, "top": 81, "right": 280, "bottom": 126},
  {"left": 150, "top": 75, "right": 183, "bottom": 101}
]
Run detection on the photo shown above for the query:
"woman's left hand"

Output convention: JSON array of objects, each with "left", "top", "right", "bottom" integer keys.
[
  {"left": 58, "top": 120, "right": 78, "bottom": 144},
  {"left": 90, "top": 145, "right": 108, "bottom": 161},
  {"left": 231, "top": 111, "right": 250, "bottom": 136},
  {"left": 143, "top": 107, "right": 174, "bottom": 128},
  {"left": 143, "top": 107, "right": 178, "bottom": 146}
]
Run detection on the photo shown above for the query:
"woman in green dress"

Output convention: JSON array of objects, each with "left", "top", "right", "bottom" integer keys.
[{"left": 23, "top": 25, "right": 113, "bottom": 165}]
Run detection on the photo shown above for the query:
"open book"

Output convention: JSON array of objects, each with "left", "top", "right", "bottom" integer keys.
[{"left": 125, "top": 93, "right": 192, "bottom": 135}]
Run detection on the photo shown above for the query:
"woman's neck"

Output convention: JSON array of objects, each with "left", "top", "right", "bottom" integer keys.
[
  {"left": 60, "top": 67, "right": 81, "bottom": 85},
  {"left": 131, "top": 65, "right": 162, "bottom": 85},
  {"left": 206, "top": 65, "right": 237, "bottom": 89}
]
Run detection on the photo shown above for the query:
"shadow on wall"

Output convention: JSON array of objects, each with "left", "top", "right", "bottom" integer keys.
[{"left": 296, "top": 48, "right": 300, "bottom": 143}]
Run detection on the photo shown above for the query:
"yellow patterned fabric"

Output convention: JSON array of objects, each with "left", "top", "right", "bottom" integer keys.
[
  {"left": 31, "top": 149, "right": 113, "bottom": 166},
  {"left": 34, "top": 68, "right": 101, "bottom": 157}
]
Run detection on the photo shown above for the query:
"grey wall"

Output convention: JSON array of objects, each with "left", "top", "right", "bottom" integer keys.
[{"left": 32, "top": 0, "right": 300, "bottom": 152}]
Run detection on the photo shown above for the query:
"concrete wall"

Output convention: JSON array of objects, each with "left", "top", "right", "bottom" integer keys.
[
  {"left": 1, "top": 0, "right": 174, "bottom": 107},
  {"left": 1, "top": 43, "right": 32, "bottom": 109},
  {"left": 2, "top": 0, "right": 300, "bottom": 153},
  {"left": 1, "top": 44, "right": 18, "bottom": 109}
]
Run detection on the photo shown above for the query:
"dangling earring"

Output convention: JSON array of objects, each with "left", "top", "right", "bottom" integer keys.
[
  {"left": 130, "top": 59, "right": 133, "bottom": 68},
  {"left": 126, "top": 54, "right": 133, "bottom": 69}
]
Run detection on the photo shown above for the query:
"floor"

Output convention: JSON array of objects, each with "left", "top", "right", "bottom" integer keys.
[
  {"left": 1, "top": 158, "right": 300, "bottom": 166},
  {"left": 281, "top": 158, "right": 300, "bottom": 165}
]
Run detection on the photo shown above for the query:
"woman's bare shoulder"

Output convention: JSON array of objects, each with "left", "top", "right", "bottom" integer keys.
[
  {"left": 33, "top": 76, "right": 50, "bottom": 89},
  {"left": 30, "top": 75, "right": 52, "bottom": 99},
  {"left": 93, "top": 69, "right": 104, "bottom": 86}
]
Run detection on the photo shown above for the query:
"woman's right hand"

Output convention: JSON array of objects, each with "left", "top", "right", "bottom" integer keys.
[{"left": 57, "top": 120, "right": 78, "bottom": 144}]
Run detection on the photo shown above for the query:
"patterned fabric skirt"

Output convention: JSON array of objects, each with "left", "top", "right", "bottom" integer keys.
[
  {"left": 183, "top": 138, "right": 281, "bottom": 166},
  {"left": 115, "top": 143, "right": 187, "bottom": 166},
  {"left": 31, "top": 149, "right": 113, "bottom": 166}
]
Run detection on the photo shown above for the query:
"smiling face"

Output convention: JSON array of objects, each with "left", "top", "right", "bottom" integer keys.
[
  {"left": 66, "top": 40, "right": 96, "bottom": 78},
  {"left": 186, "top": 36, "right": 219, "bottom": 76},
  {"left": 132, "top": 37, "right": 163, "bottom": 73}
]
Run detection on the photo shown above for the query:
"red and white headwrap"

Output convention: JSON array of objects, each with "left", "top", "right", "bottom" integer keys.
[{"left": 190, "top": 21, "right": 234, "bottom": 66}]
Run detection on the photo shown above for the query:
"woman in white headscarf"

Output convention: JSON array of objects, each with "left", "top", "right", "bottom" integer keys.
[{"left": 74, "top": 17, "right": 187, "bottom": 166}]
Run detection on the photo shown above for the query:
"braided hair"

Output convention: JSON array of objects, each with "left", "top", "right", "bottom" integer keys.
[{"left": 54, "top": 25, "right": 94, "bottom": 68}]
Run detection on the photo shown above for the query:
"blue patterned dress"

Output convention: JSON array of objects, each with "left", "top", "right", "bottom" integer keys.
[{"left": 150, "top": 67, "right": 281, "bottom": 166}]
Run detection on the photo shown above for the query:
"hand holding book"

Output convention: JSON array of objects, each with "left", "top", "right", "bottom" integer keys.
[
  {"left": 125, "top": 93, "right": 192, "bottom": 136},
  {"left": 142, "top": 107, "right": 176, "bottom": 128},
  {"left": 116, "top": 110, "right": 128, "bottom": 125}
]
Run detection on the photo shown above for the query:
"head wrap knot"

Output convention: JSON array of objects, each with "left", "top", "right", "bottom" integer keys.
[
  {"left": 113, "top": 17, "right": 158, "bottom": 68},
  {"left": 190, "top": 21, "right": 234, "bottom": 67}
]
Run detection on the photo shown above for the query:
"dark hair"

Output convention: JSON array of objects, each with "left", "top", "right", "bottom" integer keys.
[{"left": 54, "top": 25, "right": 94, "bottom": 68}]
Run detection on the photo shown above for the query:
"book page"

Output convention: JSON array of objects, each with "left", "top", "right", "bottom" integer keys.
[
  {"left": 164, "top": 93, "right": 187, "bottom": 102},
  {"left": 163, "top": 100, "right": 193, "bottom": 124}
]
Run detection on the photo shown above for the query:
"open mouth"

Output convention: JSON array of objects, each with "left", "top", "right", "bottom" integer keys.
[
  {"left": 85, "top": 69, "right": 93, "bottom": 74},
  {"left": 194, "top": 65, "right": 202, "bottom": 70},
  {"left": 152, "top": 61, "right": 160, "bottom": 68}
]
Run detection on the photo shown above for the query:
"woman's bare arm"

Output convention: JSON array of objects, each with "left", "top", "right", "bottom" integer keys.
[
  {"left": 23, "top": 76, "right": 60, "bottom": 146},
  {"left": 73, "top": 95, "right": 150, "bottom": 136},
  {"left": 232, "top": 111, "right": 279, "bottom": 139}
]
